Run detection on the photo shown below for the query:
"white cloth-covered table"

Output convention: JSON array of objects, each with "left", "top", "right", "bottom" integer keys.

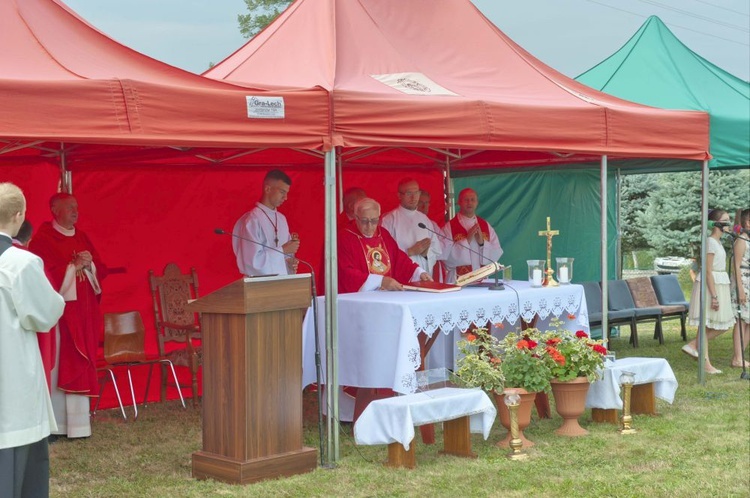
[
  {"left": 302, "top": 282, "right": 588, "bottom": 393},
  {"left": 353, "top": 387, "right": 496, "bottom": 451},
  {"left": 586, "top": 357, "right": 678, "bottom": 410}
]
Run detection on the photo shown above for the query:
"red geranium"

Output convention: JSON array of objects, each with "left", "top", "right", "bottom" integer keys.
[
  {"left": 516, "top": 339, "right": 530, "bottom": 350},
  {"left": 546, "top": 346, "right": 566, "bottom": 365},
  {"left": 546, "top": 337, "right": 562, "bottom": 346},
  {"left": 591, "top": 344, "right": 608, "bottom": 355},
  {"left": 575, "top": 330, "right": 589, "bottom": 339},
  {"left": 465, "top": 332, "right": 477, "bottom": 342}
]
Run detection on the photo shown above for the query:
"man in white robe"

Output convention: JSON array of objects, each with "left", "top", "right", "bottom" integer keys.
[
  {"left": 233, "top": 170, "right": 300, "bottom": 276},
  {"left": 0, "top": 183, "right": 65, "bottom": 498},
  {"left": 440, "top": 188, "right": 503, "bottom": 283},
  {"left": 381, "top": 178, "right": 442, "bottom": 275}
]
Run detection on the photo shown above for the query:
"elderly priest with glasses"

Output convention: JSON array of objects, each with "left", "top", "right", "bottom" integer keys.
[{"left": 338, "top": 198, "right": 432, "bottom": 293}]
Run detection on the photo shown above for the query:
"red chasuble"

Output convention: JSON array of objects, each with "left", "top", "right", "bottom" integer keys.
[
  {"left": 337, "top": 221, "right": 420, "bottom": 293},
  {"left": 29, "top": 222, "right": 106, "bottom": 396}
]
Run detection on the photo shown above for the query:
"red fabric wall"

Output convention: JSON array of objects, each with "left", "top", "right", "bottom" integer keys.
[{"left": 63, "top": 166, "right": 443, "bottom": 408}]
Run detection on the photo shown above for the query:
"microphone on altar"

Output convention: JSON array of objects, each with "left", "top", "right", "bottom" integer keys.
[
  {"left": 213, "top": 227, "right": 327, "bottom": 465},
  {"left": 417, "top": 222, "right": 505, "bottom": 291}
]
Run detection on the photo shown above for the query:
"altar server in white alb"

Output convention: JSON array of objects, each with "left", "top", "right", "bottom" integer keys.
[
  {"left": 0, "top": 183, "right": 65, "bottom": 498},
  {"left": 440, "top": 188, "right": 503, "bottom": 283},
  {"left": 381, "top": 178, "right": 442, "bottom": 275},
  {"left": 233, "top": 169, "right": 300, "bottom": 276}
]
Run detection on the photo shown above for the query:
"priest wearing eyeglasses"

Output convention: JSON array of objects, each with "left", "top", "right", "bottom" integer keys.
[{"left": 338, "top": 198, "right": 432, "bottom": 293}]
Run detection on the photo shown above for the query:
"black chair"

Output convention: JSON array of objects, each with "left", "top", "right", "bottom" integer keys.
[
  {"left": 608, "top": 279, "right": 662, "bottom": 347},
  {"left": 581, "top": 281, "right": 603, "bottom": 328},
  {"left": 650, "top": 274, "right": 689, "bottom": 340}
]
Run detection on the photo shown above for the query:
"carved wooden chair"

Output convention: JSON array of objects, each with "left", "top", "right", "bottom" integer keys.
[
  {"left": 93, "top": 311, "right": 185, "bottom": 420},
  {"left": 149, "top": 263, "right": 202, "bottom": 406}
]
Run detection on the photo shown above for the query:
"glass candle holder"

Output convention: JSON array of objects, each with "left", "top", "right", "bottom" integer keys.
[
  {"left": 556, "top": 257, "right": 574, "bottom": 285},
  {"left": 526, "top": 260, "right": 545, "bottom": 287}
]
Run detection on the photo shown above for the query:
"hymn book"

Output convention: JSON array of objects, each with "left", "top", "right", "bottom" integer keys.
[
  {"left": 403, "top": 281, "right": 462, "bottom": 293},
  {"left": 455, "top": 263, "right": 502, "bottom": 287}
]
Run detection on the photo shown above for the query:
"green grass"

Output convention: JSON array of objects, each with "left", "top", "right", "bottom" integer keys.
[{"left": 51, "top": 322, "right": 749, "bottom": 498}]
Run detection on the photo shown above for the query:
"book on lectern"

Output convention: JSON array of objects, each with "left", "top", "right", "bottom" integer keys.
[
  {"left": 455, "top": 263, "right": 502, "bottom": 287},
  {"left": 403, "top": 281, "right": 462, "bottom": 293}
]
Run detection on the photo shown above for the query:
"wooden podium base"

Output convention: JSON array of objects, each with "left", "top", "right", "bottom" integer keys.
[{"left": 192, "top": 447, "right": 317, "bottom": 485}]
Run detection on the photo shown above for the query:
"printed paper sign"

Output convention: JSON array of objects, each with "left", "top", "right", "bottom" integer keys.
[
  {"left": 246, "top": 96, "right": 285, "bottom": 119},
  {"left": 370, "top": 72, "right": 458, "bottom": 96}
]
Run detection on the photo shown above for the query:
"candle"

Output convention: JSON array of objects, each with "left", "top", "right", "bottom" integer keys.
[
  {"left": 532, "top": 269, "right": 542, "bottom": 286},
  {"left": 559, "top": 266, "right": 569, "bottom": 283}
]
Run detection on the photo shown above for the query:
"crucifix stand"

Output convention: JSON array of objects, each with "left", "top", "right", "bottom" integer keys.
[{"left": 537, "top": 217, "right": 559, "bottom": 287}]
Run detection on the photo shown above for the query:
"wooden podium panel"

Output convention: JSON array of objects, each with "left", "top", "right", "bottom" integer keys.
[{"left": 190, "top": 275, "right": 316, "bottom": 484}]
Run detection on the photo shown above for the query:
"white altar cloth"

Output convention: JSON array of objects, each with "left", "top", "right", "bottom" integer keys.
[
  {"left": 303, "top": 282, "right": 588, "bottom": 394},
  {"left": 353, "top": 387, "right": 496, "bottom": 451},
  {"left": 586, "top": 357, "right": 678, "bottom": 410}
]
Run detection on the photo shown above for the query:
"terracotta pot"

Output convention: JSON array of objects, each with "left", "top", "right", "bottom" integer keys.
[
  {"left": 493, "top": 389, "right": 537, "bottom": 448},
  {"left": 550, "top": 377, "right": 591, "bottom": 437}
]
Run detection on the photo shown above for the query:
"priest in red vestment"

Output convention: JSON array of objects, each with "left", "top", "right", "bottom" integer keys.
[
  {"left": 338, "top": 197, "right": 431, "bottom": 293},
  {"left": 29, "top": 193, "right": 107, "bottom": 439}
]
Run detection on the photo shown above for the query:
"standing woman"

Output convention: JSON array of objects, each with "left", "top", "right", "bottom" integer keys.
[
  {"left": 683, "top": 209, "right": 736, "bottom": 374},
  {"left": 730, "top": 208, "right": 750, "bottom": 368}
]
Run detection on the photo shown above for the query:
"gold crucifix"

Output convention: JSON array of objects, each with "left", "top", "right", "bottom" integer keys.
[{"left": 538, "top": 217, "right": 559, "bottom": 286}]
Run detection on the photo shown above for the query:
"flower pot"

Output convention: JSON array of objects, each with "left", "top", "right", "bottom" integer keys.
[
  {"left": 493, "top": 389, "right": 537, "bottom": 448},
  {"left": 550, "top": 377, "right": 591, "bottom": 437}
]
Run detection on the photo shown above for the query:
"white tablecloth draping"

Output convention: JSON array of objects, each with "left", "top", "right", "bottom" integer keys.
[
  {"left": 586, "top": 357, "right": 678, "bottom": 410},
  {"left": 302, "top": 281, "right": 588, "bottom": 394},
  {"left": 353, "top": 387, "right": 496, "bottom": 451}
]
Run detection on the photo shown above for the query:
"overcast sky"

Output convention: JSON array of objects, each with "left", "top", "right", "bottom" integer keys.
[{"left": 63, "top": 0, "right": 750, "bottom": 80}]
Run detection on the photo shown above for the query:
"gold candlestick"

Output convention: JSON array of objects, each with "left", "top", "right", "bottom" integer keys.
[
  {"left": 619, "top": 371, "right": 637, "bottom": 435},
  {"left": 537, "top": 217, "right": 559, "bottom": 287},
  {"left": 504, "top": 389, "right": 529, "bottom": 461}
]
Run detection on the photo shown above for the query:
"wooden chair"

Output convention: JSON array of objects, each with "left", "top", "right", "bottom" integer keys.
[
  {"left": 149, "top": 263, "right": 202, "bottom": 406},
  {"left": 93, "top": 311, "right": 185, "bottom": 419}
]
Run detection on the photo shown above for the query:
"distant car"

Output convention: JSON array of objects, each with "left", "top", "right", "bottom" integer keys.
[{"left": 654, "top": 256, "right": 692, "bottom": 275}]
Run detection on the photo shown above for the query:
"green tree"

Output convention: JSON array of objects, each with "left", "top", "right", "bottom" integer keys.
[
  {"left": 620, "top": 173, "right": 658, "bottom": 253},
  {"left": 638, "top": 169, "right": 750, "bottom": 257},
  {"left": 238, "top": 0, "right": 291, "bottom": 38}
]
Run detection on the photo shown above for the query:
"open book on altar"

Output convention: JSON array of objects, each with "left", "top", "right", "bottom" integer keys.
[
  {"left": 403, "top": 281, "right": 461, "bottom": 293},
  {"left": 455, "top": 263, "right": 502, "bottom": 287}
]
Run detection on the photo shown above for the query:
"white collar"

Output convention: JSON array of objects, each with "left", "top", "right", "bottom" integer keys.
[{"left": 52, "top": 220, "right": 76, "bottom": 237}]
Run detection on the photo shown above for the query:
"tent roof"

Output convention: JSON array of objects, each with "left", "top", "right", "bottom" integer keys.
[
  {"left": 576, "top": 16, "right": 749, "bottom": 169},
  {"left": 206, "top": 0, "right": 710, "bottom": 163},
  {"left": 0, "top": 0, "right": 328, "bottom": 155}
]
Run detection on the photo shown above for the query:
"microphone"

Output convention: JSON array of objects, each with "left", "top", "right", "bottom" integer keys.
[
  {"left": 417, "top": 222, "right": 504, "bottom": 291},
  {"left": 734, "top": 225, "right": 750, "bottom": 236},
  {"left": 711, "top": 221, "right": 732, "bottom": 229},
  {"left": 214, "top": 227, "right": 314, "bottom": 275}
]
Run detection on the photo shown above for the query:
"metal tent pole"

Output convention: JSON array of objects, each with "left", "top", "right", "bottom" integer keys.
[
  {"left": 324, "top": 148, "right": 340, "bottom": 462},
  {"left": 601, "top": 156, "right": 609, "bottom": 348},
  {"left": 697, "top": 160, "right": 709, "bottom": 385}
]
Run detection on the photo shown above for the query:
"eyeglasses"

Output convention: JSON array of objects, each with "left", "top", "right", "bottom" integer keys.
[{"left": 357, "top": 217, "right": 380, "bottom": 226}]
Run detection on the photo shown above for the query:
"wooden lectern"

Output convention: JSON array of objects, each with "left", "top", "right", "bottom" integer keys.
[{"left": 189, "top": 274, "right": 317, "bottom": 484}]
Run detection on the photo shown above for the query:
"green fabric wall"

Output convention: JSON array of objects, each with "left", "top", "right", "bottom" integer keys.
[{"left": 454, "top": 169, "right": 617, "bottom": 283}]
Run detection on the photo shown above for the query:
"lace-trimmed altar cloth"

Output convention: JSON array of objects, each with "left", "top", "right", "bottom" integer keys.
[{"left": 302, "top": 281, "right": 588, "bottom": 394}]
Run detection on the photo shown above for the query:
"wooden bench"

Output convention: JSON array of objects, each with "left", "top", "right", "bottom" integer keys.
[{"left": 353, "top": 387, "right": 496, "bottom": 469}]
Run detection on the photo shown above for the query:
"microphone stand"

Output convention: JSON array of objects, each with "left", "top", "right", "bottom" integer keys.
[
  {"left": 214, "top": 228, "right": 328, "bottom": 464},
  {"left": 729, "top": 232, "right": 750, "bottom": 380},
  {"left": 418, "top": 222, "right": 504, "bottom": 290}
]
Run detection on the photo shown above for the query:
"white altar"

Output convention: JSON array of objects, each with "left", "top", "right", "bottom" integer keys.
[{"left": 302, "top": 281, "right": 589, "bottom": 394}]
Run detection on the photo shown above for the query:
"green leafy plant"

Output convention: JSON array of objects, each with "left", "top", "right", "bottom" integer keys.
[
  {"left": 497, "top": 329, "right": 552, "bottom": 393},
  {"left": 541, "top": 319, "right": 607, "bottom": 382},
  {"left": 453, "top": 327, "right": 505, "bottom": 393}
]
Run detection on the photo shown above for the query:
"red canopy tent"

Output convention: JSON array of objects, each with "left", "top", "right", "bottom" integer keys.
[
  {"left": 205, "top": 0, "right": 711, "bottom": 459},
  {"left": 2, "top": 0, "right": 710, "bottom": 421}
]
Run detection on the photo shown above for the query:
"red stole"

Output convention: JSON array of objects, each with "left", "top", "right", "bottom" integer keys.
[{"left": 449, "top": 216, "right": 490, "bottom": 276}]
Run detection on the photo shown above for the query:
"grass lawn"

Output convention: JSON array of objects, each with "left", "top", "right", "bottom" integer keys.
[{"left": 50, "top": 321, "right": 749, "bottom": 498}]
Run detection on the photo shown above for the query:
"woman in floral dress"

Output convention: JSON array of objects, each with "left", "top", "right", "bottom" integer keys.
[{"left": 730, "top": 208, "right": 750, "bottom": 368}]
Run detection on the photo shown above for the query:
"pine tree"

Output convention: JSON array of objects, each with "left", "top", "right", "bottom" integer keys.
[
  {"left": 238, "top": 0, "right": 291, "bottom": 38},
  {"left": 620, "top": 174, "right": 658, "bottom": 253}
]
